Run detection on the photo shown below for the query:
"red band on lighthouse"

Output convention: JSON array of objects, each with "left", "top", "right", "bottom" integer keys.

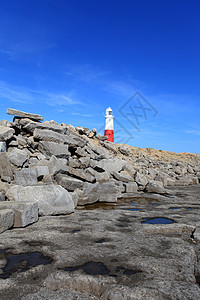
[{"left": 104, "top": 107, "right": 114, "bottom": 143}]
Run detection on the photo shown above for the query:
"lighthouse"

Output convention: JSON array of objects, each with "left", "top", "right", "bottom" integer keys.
[{"left": 104, "top": 107, "right": 114, "bottom": 143}]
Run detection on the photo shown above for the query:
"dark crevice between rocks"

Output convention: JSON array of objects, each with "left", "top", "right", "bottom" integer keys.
[
  {"left": 190, "top": 228, "right": 196, "bottom": 239},
  {"left": 0, "top": 251, "right": 53, "bottom": 279}
]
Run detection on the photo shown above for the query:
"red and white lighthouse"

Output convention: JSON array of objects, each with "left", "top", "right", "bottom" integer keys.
[{"left": 104, "top": 107, "right": 114, "bottom": 143}]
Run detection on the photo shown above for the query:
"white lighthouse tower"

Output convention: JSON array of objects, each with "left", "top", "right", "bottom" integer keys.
[{"left": 104, "top": 107, "right": 114, "bottom": 143}]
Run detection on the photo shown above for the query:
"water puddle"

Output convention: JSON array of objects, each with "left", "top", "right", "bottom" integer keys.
[
  {"left": 96, "top": 239, "right": 106, "bottom": 243},
  {"left": 128, "top": 208, "right": 140, "bottom": 211},
  {"left": 169, "top": 207, "right": 183, "bottom": 210},
  {"left": 64, "top": 261, "right": 110, "bottom": 275},
  {"left": 141, "top": 217, "right": 175, "bottom": 224},
  {"left": 0, "top": 251, "right": 53, "bottom": 279},
  {"left": 116, "top": 266, "right": 142, "bottom": 276}
]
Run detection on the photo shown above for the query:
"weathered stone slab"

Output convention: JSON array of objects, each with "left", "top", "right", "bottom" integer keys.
[
  {"left": 78, "top": 182, "right": 119, "bottom": 205},
  {"left": 113, "top": 171, "right": 132, "bottom": 182},
  {"left": 0, "top": 126, "right": 15, "bottom": 141},
  {"left": 8, "top": 148, "right": 28, "bottom": 167},
  {"left": 34, "top": 128, "right": 86, "bottom": 147},
  {"left": 7, "top": 108, "right": 43, "bottom": 121},
  {"left": 55, "top": 174, "right": 84, "bottom": 191},
  {"left": 6, "top": 184, "right": 74, "bottom": 216},
  {"left": 118, "top": 145, "right": 130, "bottom": 156},
  {"left": 95, "top": 171, "right": 110, "bottom": 184},
  {"left": 0, "top": 153, "right": 13, "bottom": 182},
  {"left": 124, "top": 182, "right": 138, "bottom": 193},
  {"left": 0, "top": 209, "right": 14, "bottom": 233},
  {"left": 23, "top": 120, "right": 68, "bottom": 134},
  {"left": 0, "top": 202, "right": 38, "bottom": 227},
  {"left": 66, "top": 166, "right": 95, "bottom": 183},
  {"left": 146, "top": 180, "right": 166, "bottom": 194},
  {"left": 38, "top": 141, "right": 71, "bottom": 158},
  {"left": 0, "top": 192, "right": 5, "bottom": 201},
  {"left": 15, "top": 168, "right": 38, "bottom": 186},
  {"left": 95, "top": 158, "right": 126, "bottom": 174},
  {"left": 135, "top": 172, "right": 148, "bottom": 186},
  {"left": 0, "top": 141, "right": 6, "bottom": 152}
]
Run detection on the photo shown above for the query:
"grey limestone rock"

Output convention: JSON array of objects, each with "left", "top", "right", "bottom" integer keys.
[
  {"left": 0, "top": 126, "right": 15, "bottom": 141},
  {"left": 8, "top": 148, "right": 28, "bottom": 167},
  {"left": 95, "top": 158, "right": 126, "bottom": 174},
  {"left": 38, "top": 141, "right": 71, "bottom": 158},
  {"left": 0, "top": 209, "right": 14, "bottom": 233},
  {"left": 0, "top": 153, "right": 13, "bottom": 182},
  {"left": 7, "top": 108, "right": 43, "bottom": 121},
  {"left": 146, "top": 180, "right": 166, "bottom": 194},
  {"left": 135, "top": 172, "right": 148, "bottom": 186},
  {"left": 118, "top": 145, "right": 130, "bottom": 156},
  {"left": 0, "top": 201, "right": 38, "bottom": 227},
  {"left": 66, "top": 166, "right": 95, "bottom": 183},
  {"left": 55, "top": 174, "right": 84, "bottom": 191},
  {"left": 0, "top": 192, "right": 5, "bottom": 201},
  {"left": 0, "top": 141, "right": 6, "bottom": 152},
  {"left": 113, "top": 171, "right": 132, "bottom": 183},
  {"left": 15, "top": 168, "right": 38, "bottom": 186},
  {"left": 95, "top": 171, "right": 110, "bottom": 184},
  {"left": 6, "top": 184, "right": 75, "bottom": 216},
  {"left": 124, "top": 182, "right": 138, "bottom": 193}
]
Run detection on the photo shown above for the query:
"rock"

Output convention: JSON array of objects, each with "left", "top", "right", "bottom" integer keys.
[
  {"left": 78, "top": 182, "right": 119, "bottom": 205},
  {"left": 6, "top": 184, "right": 75, "bottom": 216},
  {"left": 101, "top": 141, "right": 117, "bottom": 154},
  {"left": 55, "top": 174, "right": 84, "bottom": 191},
  {"left": 7, "top": 108, "right": 43, "bottom": 121},
  {"left": 8, "top": 148, "right": 28, "bottom": 167},
  {"left": 188, "top": 165, "right": 195, "bottom": 174},
  {"left": 154, "top": 174, "right": 168, "bottom": 187},
  {"left": 66, "top": 166, "right": 95, "bottom": 183},
  {"left": 0, "top": 209, "right": 14, "bottom": 233},
  {"left": 96, "top": 134, "right": 108, "bottom": 141},
  {"left": 33, "top": 166, "right": 50, "bottom": 178},
  {"left": 15, "top": 168, "right": 38, "bottom": 186},
  {"left": 118, "top": 145, "right": 130, "bottom": 156},
  {"left": 75, "top": 126, "right": 89, "bottom": 135},
  {"left": 79, "top": 157, "right": 91, "bottom": 168},
  {"left": 135, "top": 172, "right": 148, "bottom": 186},
  {"left": 34, "top": 128, "right": 86, "bottom": 147},
  {"left": 68, "top": 157, "right": 80, "bottom": 168},
  {"left": 38, "top": 141, "right": 71, "bottom": 158},
  {"left": 0, "top": 153, "right": 13, "bottom": 182},
  {"left": 95, "top": 172, "right": 110, "bottom": 184},
  {"left": 146, "top": 180, "right": 166, "bottom": 194},
  {"left": 0, "top": 202, "right": 38, "bottom": 227},
  {"left": 0, "top": 192, "right": 5, "bottom": 201},
  {"left": 69, "top": 191, "right": 79, "bottom": 208},
  {"left": 0, "top": 141, "right": 6, "bottom": 152},
  {"left": 0, "top": 126, "right": 15, "bottom": 141},
  {"left": 22, "top": 120, "right": 67, "bottom": 134},
  {"left": 95, "top": 158, "right": 126, "bottom": 174},
  {"left": 123, "top": 164, "right": 136, "bottom": 178},
  {"left": 113, "top": 171, "right": 132, "bottom": 183},
  {"left": 124, "top": 182, "right": 138, "bottom": 193}
]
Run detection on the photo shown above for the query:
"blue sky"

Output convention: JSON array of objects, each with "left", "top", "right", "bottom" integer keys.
[{"left": 0, "top": 0, "right": 199, "bottom": 154}]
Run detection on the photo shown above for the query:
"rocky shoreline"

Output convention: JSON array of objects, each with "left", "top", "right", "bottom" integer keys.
[{"left": 0, "top": 108, "right": 200, "bottom": 299}]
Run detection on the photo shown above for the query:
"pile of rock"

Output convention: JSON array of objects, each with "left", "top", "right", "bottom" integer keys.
[{"left": 0, "top": 108, "right": 199, "bottom": 234}]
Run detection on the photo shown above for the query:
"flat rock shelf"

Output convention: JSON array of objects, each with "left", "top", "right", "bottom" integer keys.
[{"left": 0, "top": 185, "right": 200, "bottom": 299}]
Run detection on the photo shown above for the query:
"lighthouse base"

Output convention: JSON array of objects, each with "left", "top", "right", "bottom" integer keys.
[{"left": 104, "top": 130, "right": 114, "bottom": 143}]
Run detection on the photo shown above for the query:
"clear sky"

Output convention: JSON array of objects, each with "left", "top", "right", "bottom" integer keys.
[{"left": 0, "top": 0, "right": 199, "bottom": 154}]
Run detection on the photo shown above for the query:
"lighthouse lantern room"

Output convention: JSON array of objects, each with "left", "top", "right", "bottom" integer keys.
[{"left": 104, "top": 107, "right": 114, "bottom": 143}]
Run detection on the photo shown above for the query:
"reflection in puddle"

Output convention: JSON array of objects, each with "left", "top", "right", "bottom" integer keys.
[
  {"left": 141, "top": 217, "right": 175, "bottom": 224},
  {"left": 169, "top": 207, "right": 183, "bottom": 210},
  {"left": 0, "top": 251, "right": 53, "bottom": 279},
  {"left": 128, "top": 208, "right": 140, "bottom": 211}
]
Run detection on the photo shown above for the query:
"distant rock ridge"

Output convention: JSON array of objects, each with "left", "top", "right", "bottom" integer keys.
[{"left": 0, "top": 108, "right": 199, "bottom": 233}]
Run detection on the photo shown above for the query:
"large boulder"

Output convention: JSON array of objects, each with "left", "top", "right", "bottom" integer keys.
[
  {"left": 145, "top": 180, "right": 166, "bottom": 194},
  {"left": 135, "top": 172, "right": 148, "bottom": 186},
  {"left": 95, "top": 158, "right": 126, "bottom": 174},
  {"left": 55, "top": 174, "right": 84, "bottom": 191},
  {"left": 66, "top": 166, "right": 95, "bottom": 183},
  {"left": 7, "top": 108, "right": 43, "bottom": 121},
  {"left": 0, "top": 153, "right": 13, "bottom": 182},
  {"left": 0, "top": 202, "right": 38, "bottom": 227},
  {"left": 78, "top": 182, "right": 120, "bottom": 205},
  {"left": 113, "top": 171, "right": 132, "bottom": 183},
  {"left": 8, "top": 148, "right": 28, "bottom": 167},
  {"left": 6, "top": 184, "right": 75, "bottom": 216},
  {"left": 0, "top": 126, "right": 15, "bottom": 141},
  {"left": 15, "top": 168, "right": 38, "bottom": 186},
  {"left": 0, "top": 209, "right": 14, "bottom": 233},
  {"left": 38, "top": 141, "right": 71, "bottom": 158}
]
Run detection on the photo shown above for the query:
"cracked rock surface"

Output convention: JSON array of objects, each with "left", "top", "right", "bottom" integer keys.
[{"left": 0, "top": 185, "right": 200, "bottom": 299}]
